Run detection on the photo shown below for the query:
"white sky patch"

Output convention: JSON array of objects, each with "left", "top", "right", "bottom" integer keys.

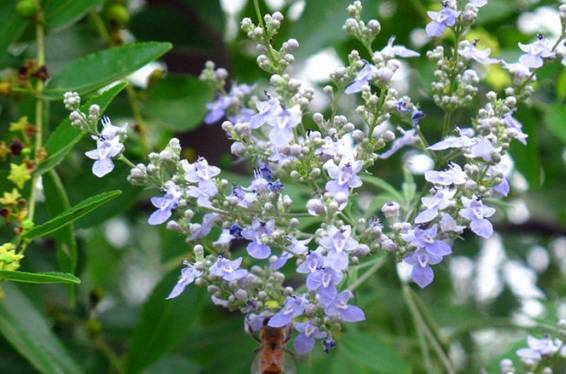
[
  {"left": 475, "top": 234, "right": 506, "bottom": 302},
  {"left": 296, "top": 48, "right": 343, "bottom": 83},
  {"left": 503, "top": 260, "right": 544, "bottom": 300},
  {"left": 288, "top": 0, "right": 306, "bottom": 21},
  {"left": 517, "top": 7, "right": 562, "bottom": 42},
  {"left": 511, "top": 172, "right": 529, "bottom": 192},
  {"left": 507, "top": 198, "right": 531, "bottom": 224},
  {"left": 104, "top": 218, "right": 131, "bottom": 248},
  {"left": 220, "top": 0, "right": 246, "bottom": 14},
  {"left": 527, "top": 245, "right": 550, "bottom": 273},
  {"left": 403, "top": 151, "right": 434, "bottom": 175},
  {"left": 127, "top": 61, "right": 167, "bottom": 88},
  {"left": 396, "top": 262, "right": 412, "bottom": 284},
  {"left": 265, "top": 0, "right": 285, "bottom": 10},
  {"left": 390, "top": 60, "right": 410, "bottom": 94},
  {"left": 449, "top": 256, "right": 475, "bottom": 302},
  {"left": 410, "top": 28, "right": 430, "bottom": 48}
]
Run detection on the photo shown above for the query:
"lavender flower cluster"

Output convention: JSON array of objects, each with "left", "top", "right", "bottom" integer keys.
[
  {"left": 63, "top": 0, "right": 566, "bottom": 357},
  {"left": 500, "top": 319, "right": 566, "bottom": 373}
]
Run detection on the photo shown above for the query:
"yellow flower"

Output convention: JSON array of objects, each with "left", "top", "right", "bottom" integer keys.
[
  {"left": 0, "top": 243, "right": 23, "bottom": 272},
  {"left": 0, "top": 142, "right": 8, "bottom": 160},
  {"left": 9, "top": 116, "right": 28, "bottom": 133},
  {"left": 8, "top": 163, "right": 31, "bottom": 189},
  {"left": 0, "top": 189, "right": 21, "bottom": 206}
]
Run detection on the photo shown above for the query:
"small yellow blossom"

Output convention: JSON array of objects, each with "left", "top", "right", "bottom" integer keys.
[
  {"left": 0, "top": 189, "right": 21, "bottom": 206},
  {"left": 9, "top": 116, "right": 28, "bottom": 133},
  {"left": 0, "top": 243, "right": 23, "bottom": 272},
  {"left": 8, "top": 163, "right": 31, "bottom": 189},
  {"left": 0, "top": 142, "right": 8, "bottom": 160}
]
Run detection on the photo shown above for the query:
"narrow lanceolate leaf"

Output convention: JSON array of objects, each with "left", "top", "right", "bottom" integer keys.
[
  {"left": 23, "top": 190, "right": 122, "bottom": 240},
  {"left": 127, "top": 270, "right": 206, "bottom": 373},
  {"left": 43, "top": 42, "right": 172, "bottom": 98},
  {"left": 360, "top": 174, "right": 404, "bottom": 203},
  {"left": 0, "top": 3, "right": 29, "bottom": 57},
  {"left": 36, "top": 82, "right": 127, "bottom": 176},
  {"left": 44, "top": 0, "right": 105, "bottom": 31},
  {"left": 0, "top": 271, "right": 80, "bottom": 284},
  {"left": 0, "top": 284, "right": 81, "bottom": 374}
]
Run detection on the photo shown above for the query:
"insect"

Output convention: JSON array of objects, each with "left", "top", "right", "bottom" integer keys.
[{"left": 249, "top": 318, "right": 296, "bottom": 374}]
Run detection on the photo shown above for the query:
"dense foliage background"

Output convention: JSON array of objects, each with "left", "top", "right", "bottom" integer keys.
[{"left": 0, "top": 0, "right": 565, "bottom": 373}]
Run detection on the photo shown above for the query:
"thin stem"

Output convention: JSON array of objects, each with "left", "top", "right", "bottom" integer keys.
[
  {"left": 346, "top": 255, "right": 386, "bottom": 292},
  {"left": 402, "top": 285, "right": 455, "bottom": 374},
  {"left": 252, "top": 0, "right": 280, "bottom": 72},
  {"left": 92, "top": 335, "right": 124, "bottom": 374},
  {"left": 27, "top": 0, "right": 46, "bottom": 223}
]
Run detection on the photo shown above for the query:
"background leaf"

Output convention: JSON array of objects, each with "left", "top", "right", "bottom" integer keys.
[
  {"left": 0, "top": 3, "right": 29, "bottom": 60},
  {"left": 143, "top": 74, "right": 213, "bottom": 131},
  {"left": 126, "top": 270, "right": 206, "bottom": 373},
  {"left": 0, "top": 271, "right": 80, "bottom": 284},
  {"left": 44, "top": 42, "right": 172, "bottom": 98},
  {"left": 44, "top": 0, "right": 105, "bottom": 31},
  {"left": 23, "top": 190, "right": 122, "bottom": 240},
  {"left": 0, "top": 284, "right": 81, "bottom": 374}
]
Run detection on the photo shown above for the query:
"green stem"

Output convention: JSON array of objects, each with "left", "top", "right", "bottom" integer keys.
[
  {"left": 402, "top": 285, "right": 456, "bottom": 374},
  {"left": 346, "top": 255, "right": 386, "bottom": 292},
  {"left": 27, "top": 0, "right": 46, "bottom": 223},
  {"left": 93, "top": 335, "right": 124, "bottom": 374},
  {"left": 252, "top": 0, "right": 280, "bottom": 72}
]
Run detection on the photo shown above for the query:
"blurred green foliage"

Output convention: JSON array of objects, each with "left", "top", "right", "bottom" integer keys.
[{"left": 0, "top": 0, "right": 565, "bottom": 373}]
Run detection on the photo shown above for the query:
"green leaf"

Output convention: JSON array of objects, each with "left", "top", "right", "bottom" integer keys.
[
  {"left": 545, "top": 103, "right": 566, "bottom": 144},
  {"left": 510, "top": 108, "right": 541, "bottom": 188},
  {"left": 0, "top": 3, "right": 29, "bottom": 58},
  {"left": 0, "top": 283, "right": 81, "bottom": 374},
  {"left": 37, "top": 82, "right": 127, "bottom": 176},
  {"left": 361, "top": 174, "right": 403, "bottom": 203},
  {"left": 44, "top": 0, "right": 105, "bottom": 31},
  {"left": 289, "top": 0, "right": 348, "bottom": 59},
  {"left": 557, "top": 70, "right": 566, "bottom": 100},
  {"left": 143, "top": 74, "right": 213, "bottom": 131},
  {"left": 0, "top": 271, "right": 80, "bottom": 284},
  {"left": 339, "top": 332, "right": 411, "bottom": 374},
  {"left": 43, "top": 42, "right": 172, "bottom": 98},
  {"left": 127, "top": 270, "right": 206, "bottom": 373},
  {"left": 23, "top": 190, "right": 122, "bottom": 240}
]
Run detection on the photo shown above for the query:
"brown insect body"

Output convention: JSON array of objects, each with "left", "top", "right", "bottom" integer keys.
[{"left": 250, "top": 318, "right": 295, "bottom": 374}]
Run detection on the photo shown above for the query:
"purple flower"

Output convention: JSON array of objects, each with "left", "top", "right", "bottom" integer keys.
[
  {"left": 425, "top": 5, "right": 459, "bottom": 37},
  {"left": 268, "top": 297, "right": 304, "bottom": 327},
  {"left": 100, "top": 116, "right": 127, "bottom": 139},
  {"left": 516, "top": 335, "right": 561, "bottom": 362},
  {"left": 213, "top": 229, "right": 234, "bottom": 248},
  {"left": 502, "top": 61, "right": 531, "bottom": 78},
  {"left": 428, "top": 134, "right": 477, "bottom": 151},
  {"left": 469, "top": 0, "right": 488, "bottom": 7},
  {"left": 210, "top": 256, "right": 248, "bottom": 281},
  {"left": 324, "top": 158, "right": 363, "bottom": 195},
  {"left": 380, "top": 37, "right": 420, "bottom": 58},
  {"left": 268, "top": 105, "right": 302, "bottom": 148},
  {"left": 402, "top": 225, "right": 452, "bottom": 257},
  {"left": 439, "top": 213, "right": 465, "bottom": 233},
  {"left": 425, "top": 163, "right": 467, "bottom": 186},
  {"left": 148, "top": 183, "right": 181, "bottom": 225},
  {"left": 503, "top": 113, "right": 527, "bottom": 145},
  {"left": 459, "top": 197, "right": 495, "bottom": 238},
  {"left": 189, "top": 213, "right": 218, "bottom": 240},
  {"left": 415, "top": 188, "right": 457, "bottom": 224},
  {"left": 404, "top": 248, "right": 444, "bottom": 288},
  {"left": 250, "top": 97, "right": 281, "bottom": 129},
  {"left": 230, "top": 185, "right": 257, "bottom": 208},
  {"left": 458, "top": 42, "right": 497, "bottom": 64},
  {"left": 468, "top": 137, "right": 496, "bottom": 161},
  {"left": 306, "top": 267, "right": 343, "bottom": 304},
  {"left": 205, "top": 96, "right": 231, "bottom": 124},
  {"left": 288, "top": 237, "right": 311, "bottom": 256},
  {"left": 492, "top": 178, "right": 510, "bottom": 197},
  {"left": 166, "top": 261, "right": 202, "bottom": 299},
  {"left": 378, "top": 128, "right": 419, "bottom": 159},
  {"left": 294, "top": 322, "right": 327, "bottom": 355},
  {"left": 323, "top": 290, "right": 365, "bottom": 322},
  {"left": 345, "top": 62, "right": 377, "bottom": 95},
  {"left": 183, "top": 157, "right": 221, "bottom": 184},
  {"left": 319, "top": 226, "right": 358, "bottom": 272},
  {"left": 518, "top": 34, "right": 555, "bottom": 69},
  {"left": 241, "top": 219, "right": 275, "bottom": 259},
  {"left": 270, "top": 252, "right": 292, "bottom": 270},
  {"left": 297, "top": 252, "right": 325, "bottom": 274},
  {"left": 187, "top": 180, "right": 218, "bottom": 208},
  {"left": 85, "top": 137, "right": 124, "bottom": 177}
]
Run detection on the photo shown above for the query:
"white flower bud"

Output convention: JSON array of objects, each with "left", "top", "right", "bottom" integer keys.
[
  {"left": 306, "top": 198, "right": 325, "bottom": 216},
  {"left": 381, "top": 201, "right": 400, "bottom": 222}
]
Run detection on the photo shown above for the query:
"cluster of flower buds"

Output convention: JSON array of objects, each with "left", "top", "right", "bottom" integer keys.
[
  {"left": 64, "top": 92, "right": 127, "bottom": 177},
  {"left": 63, "top": 0, "right": 566, "bottom": 357},
  {"left": 500, "top": 319, "right": 566, "bottom": 373}
]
